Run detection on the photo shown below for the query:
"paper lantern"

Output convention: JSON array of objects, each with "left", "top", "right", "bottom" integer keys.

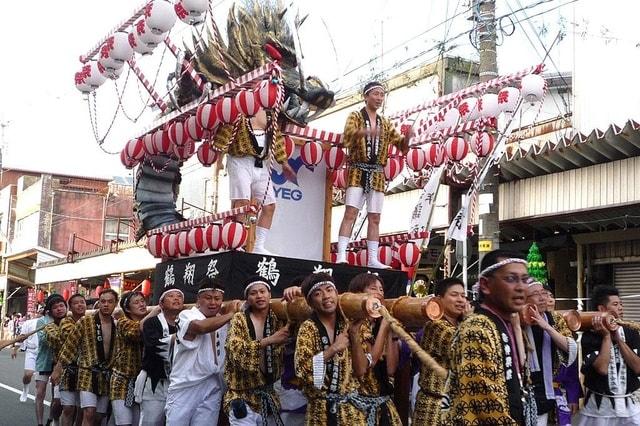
[
  {"left": 78, "top": 62, "right": 106, "bottom": 91},
  {"left": 175, "top": 0, "right": 208, "bottom": 25},
  {"left": 458, "top": 97, "right": 480, "bottom": 121},
  {"left": 215, "top": 97, "right": 239, "bottom": 124},
  {"left": 153, "top": 128, "right": 172, "bottom": 154},
  {"left": 142, "top": 133, "right": 156, "bottom": 156},
  {"left": 120, "top": 150, "right": 138, "bottom": 169},
  {"left": 406, "top": 147, "right": 427, "bottom": 172},
  {"left": 196, "top": 102, "right": 218, "bottom": 130},
  {"left": 479, "top": 93, "right": 500, "bottom": 118},
  {"left": 98, "top": 32, "right": 132, "bottom": 74},
  {"left": 346, "top": 251, "right": 357, "bottom": 266},
  {"left": 187, "top": 227, "right": 207, "bottom": 253},
  {"left": 330, "top": 252, "right": 337, "bottom": 263},
  {"left": 185, "top": 115, "right": 205, "bottom": 140},
  {"left": 356, "top": 249, "right": 368, "bottom": 267},
  {"left": 197, "top": 142, "right": 219, "bottom": 166},
  {"left": 398, "top": 242, "right": 420, "bottom": 267},
  {"left": 74, "top": 71, "right": 92, "bottom": 93},
  {"left": 103, "top": 279, "right": 111, "bottom": 289},
  {"left": 176, "top": 230, "right": 192, "bottom": 256},
  {"left": 147, "top": 234, "right": 164, "bottom": 257},
  {"left": 141, "top": 279, "right": 152, "bottom": 297},
  {"left": 95, "top": 285, "right": 104, "bottom": 297},
  {"left": 301, "top": 141, "right": 323, "bottom": 166},
  {"left": 497, "top": 87, "right": 520, "bottom": 114},
  {"left": 134, "top": 19, "right": 165, "bottom": 46},
  {"left": 144, "top": 0, "right": 177, "bottom": 34},
  {"left": 324, "top": 146, "right": 345, "bottom": 170},
  {"left": 384, "top": 158, "right": 403, "bottom": 181},
  {"left": 162, "top": 233, "right": 179, "bottom": 258},
  {"left": 256, "top": 79, "right": 281, "bottom": 110},
  {"left": 424, "top": 143, "right": 445, "bottom": 167},
  {"left": 520, "top": 74, "right": 546, "bottom": 103},
  {"left": 128, "top": 31, "right": 155, "bottom": 55},
  {"left": 62, "top": 288, "right": 70, "bottom": 301},
  {"left": 205, "top": 223, "right": 224, "bottom": 251},
  {"left": 221, "top": 221, "right": 247, "bottom": 250},
  {"left": 100, "top": 64, "right": 124, "bottom": 80},
  {"left": 37, "top": 290, "right": 45, "bottom": 304},
  {"left": 332, "top": 168, "right": 347, "bottom": 189},
  {"left": 235, "top": 89, "right": 261, "bottom": 117},
  {"left": 172, "top": 140, "right": 196, "bottom": 161},
  {"left": 387, "top": 145, "right": 400, "bottom": 159},
  {"left": 437, "top": 107, "right": 460, "bottom": 130},
  {"left": 167, "top": 121, "right": 190, "bottom": 147},
  {"left": 378, "top": 245, "right": 393, "bottom": 267},
  {"left": 470, "top": 132, "right": 495, "bottom": 158},
  {"left": 283, "top": 135, "right": 295, "bottom": 159},
  {"left": 444, "top": 136, "right": 469, "bottom": 162}
]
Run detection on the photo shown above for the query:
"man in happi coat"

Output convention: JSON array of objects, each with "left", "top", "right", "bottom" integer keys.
[
  {"left": 443, "top": 250, "right": 535, "bottom": 425},
  {"left": 294, "top": 273, "right": 368, "bottom": 425},
  {"left": 334, "top": 81, "right": 410, "bottom": 269}
]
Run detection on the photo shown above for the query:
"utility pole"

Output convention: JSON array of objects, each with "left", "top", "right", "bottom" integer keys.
[{"left": 475, "top": 0, "right": 500, "bottom": 264}]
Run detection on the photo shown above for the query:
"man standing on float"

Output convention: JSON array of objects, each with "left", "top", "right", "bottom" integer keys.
[{"left": 335, "top": 81, "right": 410, "bottom": 268}]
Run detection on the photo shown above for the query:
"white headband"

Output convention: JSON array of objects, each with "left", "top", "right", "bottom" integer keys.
[
  {"left": 364, "top": 84, "right": 384, "bottom": 95},
  {"left": 306, "top": 281, "right": 336, "bottom": 299},
  {"left": 244, "top": 280, "right": 271, "bottom": 298},
  {"left": 198, "top": 287, "right": 224, "bottom": 295},
  {"left": 159, "top": 288, "right": 184, "bottom": 302},
  {"left": 479, "top": 258, "right": 528, "bottom": 278},
  {"left": 527, "top": 279, "right": 543, "bottom": 288}
]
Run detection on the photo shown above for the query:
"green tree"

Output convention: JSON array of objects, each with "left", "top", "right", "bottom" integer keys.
[{"left": 527, "top": 242, "right": 548, "bottom": 284}]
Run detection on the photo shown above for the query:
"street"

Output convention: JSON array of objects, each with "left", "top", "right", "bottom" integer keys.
[{"left": 0, "top": 349, "right": 51, "bottom": 426}]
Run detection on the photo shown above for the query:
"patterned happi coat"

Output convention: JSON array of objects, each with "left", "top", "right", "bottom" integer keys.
[{"left": 109, "top": 317, "right": 143, "bottom": 401}]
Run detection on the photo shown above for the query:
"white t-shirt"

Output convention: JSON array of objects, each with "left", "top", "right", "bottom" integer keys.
[
  {"left": 169, "top": 307, "right": 228, "bottom": 392},
  {"left": 20, "top": 318, "right": 39, "bottom": 352}
]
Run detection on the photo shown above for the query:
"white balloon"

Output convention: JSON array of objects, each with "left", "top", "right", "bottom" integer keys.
[
  {"left": 520, "top": 74, "right": 546, "bottom": 103},
  {"left": 145, "top": 0, "right": 177, "bottom": 34}
]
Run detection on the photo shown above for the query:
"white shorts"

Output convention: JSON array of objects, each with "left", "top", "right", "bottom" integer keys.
[
  {"left": 344, "top": 186, "right": 384, "bottom": 214},
  {"left": 166, "top": 376, "right": 222, "bottom": 426},
  {"left": 24, "top": 350, "right": 36, "bottom": 371},
  {"left": 60, "top": 390, "right": 80, "bottom": 407},
  {"left": 79, "top": 391, "right": 109, "bottom": 413},
  {"left": 140, "top": 378, "right": 168, "bottom": 425},
  {"left": 229, "top": 403, "right": 279, "bottom": 426},
  {"left": 112, "top": 400, "right": 140, "bottom": 426},
  {"left": 228, "top": 155, "right": 276, "bottom": 206},
  {"left": 35, "top": 372, "right": 51, "bottom": 382}
]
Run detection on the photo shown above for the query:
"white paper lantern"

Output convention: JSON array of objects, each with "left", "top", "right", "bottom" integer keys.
[
  {"left": 520, "top": 74, "right": 546, "bottom": 103},
  {"left": 100, "top": 63, "right": 124, "bottom": 80},
  {"left": 145, "top": 0, "right": 177, "bottom": 35},
  {"left": 441, "top": 107, "right": 460, "bottom": 129},
  {"left": 134, "top": 20, "right": 165, "bottom": 46},
  {"left": 128, "top": 31, "right": 155, "bottom": 55},
  {"left": 458, "top": 97, "right": 481, "bottom": 121},
  {"left": 497, "top": 87, "right": 520, "bottom": 114},
  {"left": 98, "top": 32, "right": 133, "bottom": 73},
  {"left": 175, "top": 0, "right": 208, "bottom": 25},
  {"left": 479, "top": 93, "right": 500, "bottom": 118},
  {"left": 83, "top": 61, "right": 107, "bottom": 89}
]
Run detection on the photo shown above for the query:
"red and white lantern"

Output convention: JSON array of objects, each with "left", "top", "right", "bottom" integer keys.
[
  {"left": 162, "top": 233, "right": 179, "bottom": 258},
  {"left": 497, "top": 87, "right": 520, "bottom": 114},
  {"left": 356, "top": 249, "right": 368, "bottom": 267},
  {"left": 153, "top": 128, "right": 172, "bottom": 154},
  {"left": 458, "top": 97, "right": 481, "bottom": 122},
  {"left": 76, "top": 62, "right": 106, "bottom": 92},
  {"left": 301, "top": 141, "right": 323, "bottom": 166},
  {"left": 196, "top": 102, "right": 219, "bottom": 130},
  {"left": 128, "top": 31, "right": 155, "bottom": 55},
  {"left": 144, "top": 0, "right": 177, "bottom": 34},
  {"left": 205, "top": 223, "right": 224, "bottom": 251},
  {"left": 168, "top": 121, "right": 190, "bottom": 147},
  {"left": 222, "top": 221, "right": 247, "bottom": 250},
  {"left": 134, "top": 19, "right": 165, "bottom": 46},
  {"left": 384, "top": 158, "right": 403, "bottom": 181},
  {"left": 235, "top": 89, "right": 261, "bottom": 117},
  {"left": 347, "top": 251, "right": 357, "bottom": 266},
  {"left": 479, "top": 93, "right": 500, "bottom": 118},
  {"left": 378, "top": 245, "right": 393, "bottom": 267},
  {"left": 176, "top": 231, "right": 192, "bottom": 256},
  {"left": 175, "top": 0, "right": 208, "bottom": 25},
  {"left": 470, "top": 132, "right": 495, "bottom": 158},
  {"left": 120, "top": 150, "right": 138, "bottom": 169},
  {"left": 185, "top": 115, "right": 205, "bottom": 140},
  {"left": 444, "top": 136, "right": 469, "bottom": 162},
  {"left": 172, "top": 140, "right": 196, "bottom": 161},
  {"left": 332, "top": 168, "right": 347, "bottom": 189},
  {"left": 398, "top": 241, "right": 420, "bottom": 267},
  {"left": 283, "top": 135, "right": 296, "bottom": 159},
  {"left": 387, "top": 145, "right": 400, "bottom": 159},
  {"left": 142, "top": 133, "right": 157, "bottom": 156},
  {"left": 424, "top": 143, "right": 445, "bottom": 167},
  {"left": 187, "top": 227, "right": 207, "bottom": 253},
  {"left": 520, "top": 74, "right": 546, "bottom": 103},
  {"left": 215, "top": 97, "right": 239, "bottom": 124},
  {"left": 406, "top": 147, "right": 427, "bottom": 172},
  {"left": 125, "top": 138, "right": 145, "bottom": 161},
  {"left": 146, "top": 234, "right": 164, "bottom": 257},
  {"left": 324, "top": 146, "right": 345, "bottom": 170},
  {"left": 98, "top": 32, "right": 133, "bottom": 74},
  {"left": 256, "top": 79, "right": 281, "bottom": 110},
  {"left": 197, "top": 142, "right": 219, "bottom": 166}
]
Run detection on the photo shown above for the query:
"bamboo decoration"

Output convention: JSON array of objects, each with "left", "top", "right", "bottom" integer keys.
[
  {"left": 0, "top": 324, "right": 48, "bottom": 351},
  {"left": 383, "top": 296, "right": 443, "bottom": 330}
]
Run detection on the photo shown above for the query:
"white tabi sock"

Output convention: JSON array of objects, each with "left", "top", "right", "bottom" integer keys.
[
  {"left": 254, "top": 226, "right": 269, "bottom": 251},
  {"left": 336, "top": 236, "right": 350, "bottom": 261},
  {"left": 367, "top": 240, "right": 379, "bottom": 262}
]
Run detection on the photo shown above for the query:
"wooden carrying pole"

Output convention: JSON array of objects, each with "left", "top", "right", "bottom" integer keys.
[{"left": 0, "top": 324, "right": 47, "bottom": 351}]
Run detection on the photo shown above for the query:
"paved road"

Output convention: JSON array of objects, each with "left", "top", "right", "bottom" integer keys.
[{"left": 0, "top": 349, "right": 52, "bottom": 426}]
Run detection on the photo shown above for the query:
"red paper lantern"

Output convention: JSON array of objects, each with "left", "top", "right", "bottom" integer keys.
[
  {"left": 384, "top": 158, "right": 403, "bottom": 181},
  {"left": 37, "top": 290, "right": 45, "bottom": 303},
  {"left": 356, "top": 249, "right": 368, "bottom": 266},
  {"left": 346, "top": 251, "right": 357, "bottom": 266},
  {"left": 196, "top": 102, "right": 219, "bottom": 130},
  {"left": 221, "top": 221, "right": 247, "bottom": 250},
  {"left": 398, "top": 242, "right": 420, "bottom": 267},
  {"left": 103, "top": 279, "right": 111, "bottom": 289},
  {"left": 330, "top": 252, "right": 337, "bottom": 263},
  {"left": 284, "top": 135, "right": 296, "bottom": 159},
  {"left": 95, "top": 285, "right": 104, "bottom": 297},
  {"left": 125, "top": 138, "right": 145, "bottom": 161},
  {"left": 153, "top": 128, "right": 172, "bottom": 154},
  {"left": 215, "top": 97, "right": 239, "bottom": 124},
  {"left": 168, "top": 121, "right": 191, "bottom": 147},
  {"left": 187, "top": 227, "right": 207, "bottom": 253},
  {"left": 62, "top": 288, "right": 70, "bottom": 301},
  {"left": 141, "top": 279, "right": 152, "bottom": 297},
  {"left": 197, "top": 142, "right": 219, "bottom": 166},
  {"left": 235, "top": 89, "right": 262, "bottom": 117},
  {"left": 205, "top": 223, "right": 224, "bottom": 251},
  {"left": 256, "top": 79, "right": 281, "bottom": 110},
  {"left": 470, "top": 132, "right": 495, "bottom": 158},
  {"left": 301, "top": 141, "right": 323, "bottom": 166},
  {"left": 186, "top": 115, "right": 205, "bottom": 140},
  {"left": 444, "top": 136, "right": 469, "bottom": 162},
  {"left": 387, "top": 145, "right": 400, "bottom": 159},
  {"left": 162, "top": 233, "right": 179, "bottom": 258},
  {"left": 406, "top": 147, "right": 427, "bottom": 172},
  {"left": 332, "top": 169, "right": 347, "bottom": 189},
  {"left": 147, "top": 234, "right": 164, "bottom": 257},
  {"left": 172, "top": 139, "right": 196, "bottom": 161},
  {"left": 378, "top": 245, "right": 393, "bottom": 267},
  {"left": 120, "top": 150, "right": 138, "bottom": 169},
  {"left": 142, "top": 133, "right": 156, "bottom": 156},
  {"left": 176, "top": 230, "right": 192, "bottom": 256},
  {"left": 424, "top": 143, "right": 445, "bottom": 167},
  {"left": 324, "top": 146, "right": 345, "bottom": 170}
]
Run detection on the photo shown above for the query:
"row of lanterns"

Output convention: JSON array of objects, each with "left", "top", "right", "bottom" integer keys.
[
  {"left": 330, "top": 241, "right": 420, "bottom": 269},
  {"left": 76, "top": 0, "right": 210, "bottom": 92},
  {"left": 147, "top": 221, "right": 248, "bottom": 258},
  {"left": 121, "top": 79, "right": 281, "bottom": 169}
]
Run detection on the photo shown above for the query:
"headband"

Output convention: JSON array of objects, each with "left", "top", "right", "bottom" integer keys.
[
  {"left": 244, "top": 280, "right": 270, "bottom": 298},
  {"left": 479, "top": 258, "right": 528, "bottom": 277},
  {"left": 364, "top": 84, "right": 384, "bottom": 95},
  {"left": 198, "top": 287, "right": 224, "bottom": 295},
  {"left": 527, "top": 279, "right": 543, "bottom": 288},
  {"left": 305, "top": 281, "right": 336, "bottom": 300},
  {"left": 159, "top": 288, "right": 184, "bottom": 302},
  {"left": 122, "top": 291, "right": 142, "bottom": 312}
]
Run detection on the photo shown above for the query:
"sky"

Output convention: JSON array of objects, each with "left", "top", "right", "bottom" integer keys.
[{"left": 0, "top": 0, "right": 638, "bottom": 178}]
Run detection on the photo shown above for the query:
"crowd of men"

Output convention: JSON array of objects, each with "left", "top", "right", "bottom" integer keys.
[{"left": 9, "top": 248, "right": 640, "bottom": 425}]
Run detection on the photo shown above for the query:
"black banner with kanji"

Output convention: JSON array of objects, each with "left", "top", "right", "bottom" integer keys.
[{"left": 153, "top": 251, "right": 408, "bottom": 303}]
